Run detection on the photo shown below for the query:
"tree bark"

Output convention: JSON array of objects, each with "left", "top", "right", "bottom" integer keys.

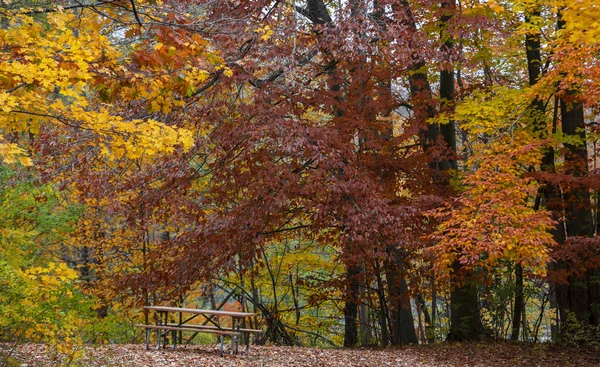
[
  {"left": 553, "top": 10, "right": 599, "bottom": 330},
  {"left": 511, "top": 264, "right": 524, "bottom": 340},
  {"left": 344, "top": 265, "right": 360, "bottom": 347},
  {"left": 359, "top": 263, "right": 372, "bottom": 346},
  {"left": 557, "top": 94, "right": 596, "bottom": 326},
  {"left": 438, "top": 0, "right": 482, "bottom": 341},
  {"left": 447, "top": 261, "right": 483, "bottom": 341},
  {"left": 385, "top": 247, "right": 418, "bottom": 345},
  {"left": 417, "top": 293, "right": 434, "bottom": 343},
  {"left": 374, "top": 262, "right": 391, "bottom": 346}
]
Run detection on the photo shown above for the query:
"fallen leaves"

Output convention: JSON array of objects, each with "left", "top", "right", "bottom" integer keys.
[{"left": 6, "top": 342, "right": 600, "bottom": 367}]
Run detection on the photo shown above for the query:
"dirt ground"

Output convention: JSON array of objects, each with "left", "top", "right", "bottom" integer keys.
[{"left": 7, "top": 342, "right": 600, "bottom": 367}]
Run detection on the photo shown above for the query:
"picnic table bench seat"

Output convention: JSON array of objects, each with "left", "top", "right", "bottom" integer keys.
[
  {"left": 134, "top": 323, "right": 242, "bottom": 336},
  {"left": 161, "top": 323, "right": 263, "bottom": 334}
]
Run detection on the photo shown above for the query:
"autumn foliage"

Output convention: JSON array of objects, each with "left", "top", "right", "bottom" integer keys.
[{"left": 2, "top": 0, "right": 600, "bottom": 363}]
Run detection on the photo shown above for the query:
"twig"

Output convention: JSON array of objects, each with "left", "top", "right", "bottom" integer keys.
[{"left": 130, "top": 0, "right": 143, "bottom": 26}]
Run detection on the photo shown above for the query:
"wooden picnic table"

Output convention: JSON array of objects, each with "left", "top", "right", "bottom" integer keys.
[{"left": 136, "top": 305, "right": 262, "bottom": 355}]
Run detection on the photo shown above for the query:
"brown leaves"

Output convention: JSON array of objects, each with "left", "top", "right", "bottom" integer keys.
[{"left": 10, "top": 342, "right": 600, "bottom": 367}]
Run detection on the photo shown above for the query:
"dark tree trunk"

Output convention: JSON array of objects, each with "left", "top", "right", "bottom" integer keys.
[
  {"left": 297, "top": 0, "right": 368, "bottom": 345},
  {"left": 523, "top": 7, "right": 567, "bottom": 340},
  {"left": 438, "top": 0, "right": 457, "bottom": 172},
  {"left": 548, "top": 9, "right": 599, "bottom": 331},
  {"left": 358, "top": 263, "right": 372, "bottom": 345},
  {"left": 511, "top": 264, "right": 524, "bottom": 340},
  {"left": 557, "top": 94, "right": 597, "bottom": 327},
  {"left": 431, "top": 279, "right": 438, "bottom": 342},
  {"left": 344, "top": 265, "right": 360, "bottom": 347},
  {"left": 385, "top": 247, "right": 418, "bottom": 345},
  {"left": 447, "top": 261, "right": 483, "bottom": 341},
  {"left": 438, "top": 0, "right": 482, "bottom": 341},
  {"left": 374, "top": 262, "right": 391, "bottom": 346}
]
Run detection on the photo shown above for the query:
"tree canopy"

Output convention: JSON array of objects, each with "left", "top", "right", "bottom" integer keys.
[{"left": 2, "top": 0, "right": 600, "bottom": 361}]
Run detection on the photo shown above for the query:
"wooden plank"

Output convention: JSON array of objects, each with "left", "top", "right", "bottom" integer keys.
[
  {"left": 163, "top": 323, "right": 263, "bottom": 333},
  {"left": 143, "top": 306, "right": 256, "bottom": 318},
  {"left": 134, "top": 324, "right": 241, "bottom": 336}
]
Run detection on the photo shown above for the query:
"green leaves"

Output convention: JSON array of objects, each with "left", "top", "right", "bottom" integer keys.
[{"left": 0, "top": 168, "right": 91, "bottom": 359}]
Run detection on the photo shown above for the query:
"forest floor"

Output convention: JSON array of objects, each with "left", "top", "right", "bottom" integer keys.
[{"left": 7, "top": 342, "right": 600, "bottom": 367}]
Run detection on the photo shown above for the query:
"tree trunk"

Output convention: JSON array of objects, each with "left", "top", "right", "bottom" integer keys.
[
  {"left": 344, "top": 265, "right": 360, "bottom": 347},
  {"left": 374, "top": 262, "right": 390, "bottom": 346},
  {"left": 511, "top": 263, "right": 524, "bottom": 340},
  {"left": 417, "top": 293, "right": 433, "bottom": 343},
  {"left": 447, "top": 261, "right": 483, "bottom": 341},
  {"left": 431, "top": 279, "right": 437, "bottom": 342},
  {"left": 359, "top": 263, "right": 372, "bottom": 346},
  {"left": 438, "top": 0, "right": 483, "bottom": 341},
  {"left": 557, "top": 94, "right": 596, "bottom": 326},
  {"left": 385, "top": 247, "right": 418, "bottom": 345}
]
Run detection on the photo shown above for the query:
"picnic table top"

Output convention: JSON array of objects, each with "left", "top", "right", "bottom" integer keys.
[{"left": 144, "top": 305, "right": 257, "bottom": 318}]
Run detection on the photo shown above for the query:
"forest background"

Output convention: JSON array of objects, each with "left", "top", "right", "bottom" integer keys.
[{"left": 1, "top": 0, "right": 600, "bottom": 363}]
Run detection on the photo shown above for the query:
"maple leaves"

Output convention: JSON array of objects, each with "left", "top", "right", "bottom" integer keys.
[{"left": 0, "top": 7, "right": 196, "bottom": 164}]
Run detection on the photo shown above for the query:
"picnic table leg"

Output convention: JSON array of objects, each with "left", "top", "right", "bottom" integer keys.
[
  {"left": 178, "top": 311, "right": 183, "bottom": 345},
  {"left": 145, "top": 328, "right": 150, "bottom": 351},
  {"left": 230, "top": 318, "right": 237, "bottom": 355},
  {"left": 156, "top": 311, "right": 164, "bottom": 350},
  {"left": 219, "top": 335, "right": 224, "bottom": 357},
  {"left": 245, "top": 331, "right": 250, "bottom": 354},
  {"left": 234, "top": 318, "right": 239, "bottom": 354},
  {"left": 162, "top": 312, "right": 168, "bottom": 349}
]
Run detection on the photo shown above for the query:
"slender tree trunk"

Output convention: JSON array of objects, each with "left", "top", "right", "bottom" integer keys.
[
  {"left": 359, "top": 263, "right": 372, "bottom": 346},
  {"left": 431, "top": 279, "right": 437, "bottom": 342},
  {"left": 511, "top": 264, "right": 524, "bottom": 340},
  {"left": 438, "top": 0, "right": 483, "bottom": 341},
  {"left": 344, "top": 265, "right": 360, "bottom": 347},
  {"left": 417, "top": 293, "right": 433, "bottom": 343},
  {"left": 374, "top": 262, "right": 390, "bottom": 346},
  {"left": 522, "top": 7, "right": 568, "bottom": 339}
]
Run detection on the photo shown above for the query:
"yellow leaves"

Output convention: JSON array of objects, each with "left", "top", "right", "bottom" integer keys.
[
  {"left": 189, "top": 67, "right": 211, "bottom": 83},
  {"left": 0, "top": 92, "right": 17, "bottom": 113},
  {"left": 214, "top": 65, "right": 233, "bottom": 78},
  {"left": 444, "top": 86, "right": 529, "bottom": 139},
  {"left": 487, "top": 0, "right": 505, "bottom": 13},
  {"left": 255, "top": 25, "right": 274, "bottom": 41},
  {"left": 302, "top": 107, "right": 333, "bottom": 126},
  {"left": 0, "top": 9, "right": 199, "bottom": 165},
  {"left": 560, "top": 0, "right": 600, "bottom": 45},
  {"left": 0, "top": 141, "right": 32, "bottom": 166},
  {"left": 25, "top": 261, "right": 78, "bottom": 286},
  {"left": 64, "top": 106, "right": 195, "bottom": 160}
]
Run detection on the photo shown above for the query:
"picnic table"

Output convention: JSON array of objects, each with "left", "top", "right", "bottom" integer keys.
[{"left": 135, "top": 305, "right": 262, "bottom": 355}]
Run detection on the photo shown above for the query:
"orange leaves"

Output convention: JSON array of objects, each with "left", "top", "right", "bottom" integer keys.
[{"left": 429, "top": 133, "right": 556, "bottom": 278}]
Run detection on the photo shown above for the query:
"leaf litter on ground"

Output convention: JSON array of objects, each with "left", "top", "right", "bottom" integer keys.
[{"left": 6, "top": 342, "right": 600, "bottom": 367}]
